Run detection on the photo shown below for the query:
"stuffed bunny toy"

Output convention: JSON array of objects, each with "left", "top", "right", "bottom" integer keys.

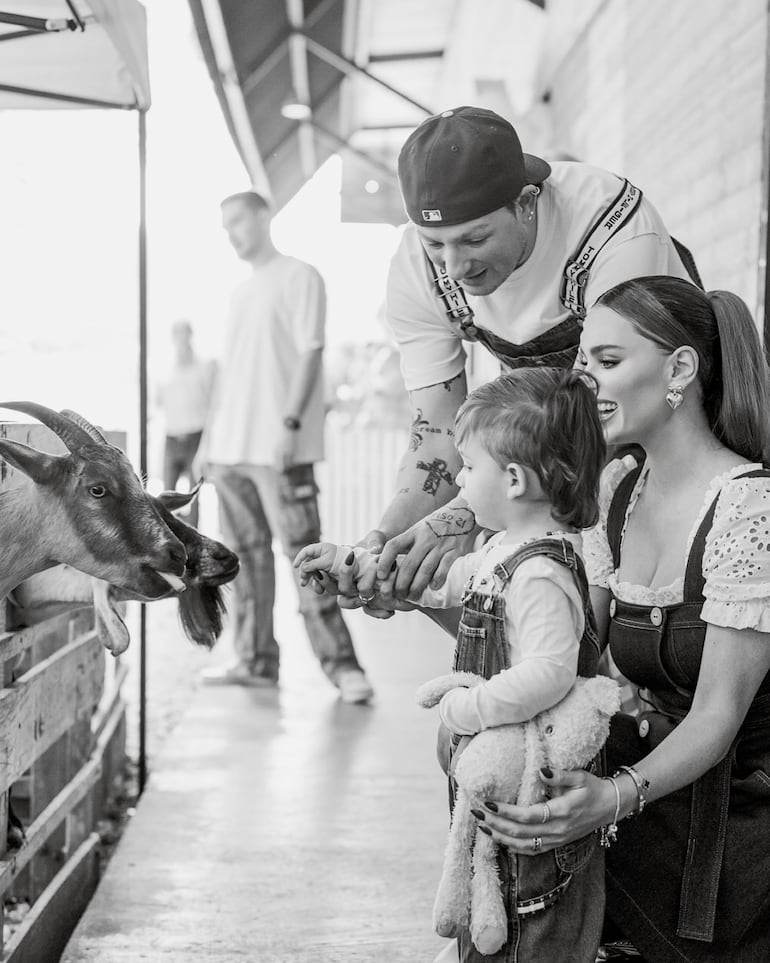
[{"left": 416, "top": 672, "right": 621, "bottom": 955}]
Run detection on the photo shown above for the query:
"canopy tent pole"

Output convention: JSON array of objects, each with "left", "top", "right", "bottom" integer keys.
[{"left": 138, "top": 106, "right": 149, "bottom": 795}]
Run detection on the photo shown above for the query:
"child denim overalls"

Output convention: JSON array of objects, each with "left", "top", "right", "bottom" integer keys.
[
  {"left": 602, "top": 464, "right": 770, "bottom": 962},
  {"left": 447, "top": 537, "right": 606, "bottom": 963}
]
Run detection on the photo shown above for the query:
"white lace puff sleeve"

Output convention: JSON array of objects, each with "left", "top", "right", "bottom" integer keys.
[
  {"left": 583, "top": 455, "right": 640, "bottom": 589},
  {"left": 702, "top": 472, "right": 770, "bottom": 632}
]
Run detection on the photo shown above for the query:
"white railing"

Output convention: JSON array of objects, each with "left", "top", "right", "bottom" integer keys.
[{"left": 317, "top": 415, "right": 408, "bottom": 545}]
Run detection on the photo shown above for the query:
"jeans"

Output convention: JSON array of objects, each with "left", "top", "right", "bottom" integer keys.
[
  {"left": 164, "top": 430, "right": 203, "bottom": 527},
  {"left": 209, "top": 462, "right": 363, "bottom": 683}
]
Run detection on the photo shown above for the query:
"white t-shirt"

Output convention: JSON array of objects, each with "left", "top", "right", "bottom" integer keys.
[
  {"left": 157, "top": 359, "right": 217, "bottom": 435},
  {"left": 386, "top": 162, "right": 693, "bottom": 391},
  {"left": 206, "top": 253, "right": 327, "bottom": 466}
]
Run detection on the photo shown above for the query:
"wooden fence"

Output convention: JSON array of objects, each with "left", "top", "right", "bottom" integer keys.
[{"left": 0, "top": 423, "right": 128, "bottom": 963}]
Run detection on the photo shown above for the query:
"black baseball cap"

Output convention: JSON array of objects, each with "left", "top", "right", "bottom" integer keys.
[{"left": 398, "top": 106, "right": 551, "bottom": 227}]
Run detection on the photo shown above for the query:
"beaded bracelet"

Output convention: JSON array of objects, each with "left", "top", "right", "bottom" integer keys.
[
  {"left": 614, "top": 765, "right": 650, "bottom": 814},
  {"left": 599, "top": 776, "right": 621, "bottom": 848}
]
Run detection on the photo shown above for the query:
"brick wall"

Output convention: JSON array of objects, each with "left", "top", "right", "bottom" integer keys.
[{"left": 540, "top": 0, "right": 768, "bottom": 314}]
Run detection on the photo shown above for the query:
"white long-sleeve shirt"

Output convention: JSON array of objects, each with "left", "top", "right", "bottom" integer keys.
[{"left": 338, "top": 533, "right": 585, "bottom": 735}]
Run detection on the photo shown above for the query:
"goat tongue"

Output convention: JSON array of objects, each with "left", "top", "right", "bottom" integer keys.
[{"left": 158, "top": 571, "right": 186, "bottom": 592}]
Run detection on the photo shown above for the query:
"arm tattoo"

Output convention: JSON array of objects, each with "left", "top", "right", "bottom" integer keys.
[
  {"left": 425, "top": 507, "right": 476, "bottom": 538},
  {"left": 416, "top": 457, "right": 454, "bottom": 496},
  {"left": 409, "top": 409, "right": 429, "bottom": 451},
  {"left": 442, "top": 372, "right": 464, "bottom": 392},
  {"left": 409, "top": 407, "right": 455, "bottom": 452}
]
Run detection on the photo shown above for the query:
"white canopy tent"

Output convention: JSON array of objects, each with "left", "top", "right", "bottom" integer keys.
[
  {"left": 0, "top": 0, "right": 154, "bottom": 789},
  {"left": 0, "top": 1, "right": 149, "bottom": 108}
]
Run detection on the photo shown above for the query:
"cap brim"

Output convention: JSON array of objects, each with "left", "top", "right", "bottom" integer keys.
[{"left": 524, "top": 153, "right": 551, "bottom": 185}]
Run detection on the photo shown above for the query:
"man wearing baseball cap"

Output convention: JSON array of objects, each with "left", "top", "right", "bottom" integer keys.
[{"left": 347, "top": 106, "right": 696, "bottom": 606}]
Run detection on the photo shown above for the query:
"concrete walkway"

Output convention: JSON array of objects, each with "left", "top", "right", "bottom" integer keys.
[{"left": 61, "top": 572, "right": 453, "bottom": 962}]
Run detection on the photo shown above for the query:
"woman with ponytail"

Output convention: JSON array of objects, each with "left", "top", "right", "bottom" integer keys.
[{"left": 475, "top": 276, "right": 770, "bottom": 962}]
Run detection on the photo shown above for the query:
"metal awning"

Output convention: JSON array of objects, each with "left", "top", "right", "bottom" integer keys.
[{"left": 187, "top": 0, "right": 458, "bottom": 221}]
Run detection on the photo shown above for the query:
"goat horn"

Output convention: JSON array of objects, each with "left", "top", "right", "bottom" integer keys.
[
  {"left": 60, "top": 409, "right": 108, "bottom": 445},
  {"left": 0, "top": 402, "right": 96, "bottom": 453}
]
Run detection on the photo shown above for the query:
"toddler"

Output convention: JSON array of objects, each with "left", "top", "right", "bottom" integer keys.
[{"left": 295, "top": 367, "right": 608, "bottom": 962}]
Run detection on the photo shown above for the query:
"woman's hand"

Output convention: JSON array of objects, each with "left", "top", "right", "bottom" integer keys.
[{"left": 476, "top": 768, "right": 617, "bottom": 854}]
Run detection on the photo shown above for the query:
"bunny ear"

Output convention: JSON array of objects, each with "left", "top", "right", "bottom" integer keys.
[{"left": 517, "top": 720, "right": 547, "bottom": 807}]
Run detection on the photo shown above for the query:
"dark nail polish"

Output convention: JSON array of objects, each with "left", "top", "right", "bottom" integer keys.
[
  {"left": 470, "top": 808, "right": 485, "bottom": 821},
  {"left": 540, "top": 767, "right": 553, "bottom": 779},
  {"left": 484, "top": 801, "right": 498, "bottom": 813},
  {"left": 345, "top": 551, "right": 355, "bottom": 565},
  {"left": 312, "top": 572, "right": 323, "bottom": 582},
  {"left": 478, "top": 824, "right": 492, "bottom": 835},
  {"left": 391, "top": 560, "right": 398, "bottom": 572}
]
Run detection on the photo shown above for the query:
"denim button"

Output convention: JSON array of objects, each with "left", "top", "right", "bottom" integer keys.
[
  {"left": 638, "top": 718, "right": 650, "bottom": 738},
  {"left": 609, "top": 599, "right": 616, "bottom": 617},
  {"left": 650, "top": 607, "right": 663, "bottom": 626}
]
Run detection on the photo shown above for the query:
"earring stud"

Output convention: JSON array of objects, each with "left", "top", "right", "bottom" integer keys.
[{"left": 666, "top": 384, "right": 684, "bottom": 411}]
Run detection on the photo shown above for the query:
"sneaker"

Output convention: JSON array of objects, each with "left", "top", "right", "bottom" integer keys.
[
  {"left": 200, "top": 660, "right": 278, "bottom": 687},
  {"left": 336, "top": 669, "right": 374, "bottom": 704}
]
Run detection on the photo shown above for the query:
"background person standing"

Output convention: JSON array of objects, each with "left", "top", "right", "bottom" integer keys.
[
  {"left": 155, "top": 318, "right": 216, "bottom": 528},
  {"left": 196, "top": 190, "right": 373, "bottom": 704}
]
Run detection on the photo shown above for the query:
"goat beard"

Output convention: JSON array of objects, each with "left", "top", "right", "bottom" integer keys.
[
  {"left": 95, "top": 581, "right": 229, "bottom": 654},
  {"left": 177, "top": 584, "right": 228, "bottom": 649}
]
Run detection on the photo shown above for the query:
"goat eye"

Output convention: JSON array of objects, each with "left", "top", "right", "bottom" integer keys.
[
  {"left": 545, "top": 725, "right": 554, "bottom": 735},
  {"left": 90, "top": 485, "right": 107, "bottom": 498}
]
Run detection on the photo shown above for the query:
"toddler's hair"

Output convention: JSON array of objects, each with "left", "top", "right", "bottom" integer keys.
[{"left": 455, "top": 368, "right": 605, "bottom": 529}]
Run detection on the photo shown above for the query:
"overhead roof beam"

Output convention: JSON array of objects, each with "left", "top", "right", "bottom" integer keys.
[
  {"left": 300, "top": 32, "right": 433, "bottom": 116},
  {"left": 368, "top": 49, "right": 444, "bottom": 63},
  {"left": 240, "top": 0, "right": 338, "bottom": 98},
  {"left": 285, "top": 0, "right": 316, "bottom": 178}
]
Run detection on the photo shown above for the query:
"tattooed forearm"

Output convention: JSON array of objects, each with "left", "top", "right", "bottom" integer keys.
[
  {"left": 409, "top": 408, "right": 456, "bottom": 451},
  {"left": 425, "top": 507, "right": 476, "bottom": 538},
  {"left": 416, "top": 458, "right": 455, "bottom": 496}
]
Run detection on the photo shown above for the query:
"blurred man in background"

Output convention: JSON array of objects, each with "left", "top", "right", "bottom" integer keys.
[{"left": 196, "top": 190, "right": 373, "bottom": 704}]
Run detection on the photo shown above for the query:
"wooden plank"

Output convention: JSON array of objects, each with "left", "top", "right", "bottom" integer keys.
[
  {"left": 0, "top": 631, "right": 104, "bottom": 794},
  {"left": 2, "top": 833, "right": 100, "bottom": 963},
  {"left": 0, "top": 688, "right": 125, "bottom": 894},
  {"left": 0, "top": 608, "right": 93, "bottom": 670}
]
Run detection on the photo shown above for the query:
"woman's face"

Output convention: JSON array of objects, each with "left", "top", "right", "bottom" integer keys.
[{"left": 576, "top": 305, "right": 672, "bottom": 447}]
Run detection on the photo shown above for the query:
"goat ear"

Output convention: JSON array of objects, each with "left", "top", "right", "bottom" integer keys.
[
  {"left": 0, "top": 438, "right": 64, "bottom": 485},
  {"left": 156, "top": 482, "right": 201, "bottom": 513}
]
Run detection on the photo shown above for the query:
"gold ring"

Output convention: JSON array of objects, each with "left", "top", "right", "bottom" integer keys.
[
  {"left": 532, "top": 836, "right": 542, "bottom": 853},
  {"left": 541, "top": 802, "right": 551, "bottom": 824}
]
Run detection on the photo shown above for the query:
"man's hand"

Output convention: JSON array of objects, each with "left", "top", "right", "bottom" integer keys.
[
  {"left": 275, "top": 427, "right": 299, "bottom": 472},
  {"left": 374, "top": 503, "right": 478, "bottom": 599}
]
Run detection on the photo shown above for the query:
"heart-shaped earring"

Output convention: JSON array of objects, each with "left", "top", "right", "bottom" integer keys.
[{"left": 666, "top": 384, "right": 684, "bottom": 411}]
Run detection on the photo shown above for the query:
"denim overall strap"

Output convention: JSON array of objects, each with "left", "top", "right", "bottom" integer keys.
[
  {"left": 493, "top": 538, "right": 601, "bottom": 677},
  {"left": 607, "top": 466, "right": 770, "bottom": 942}
]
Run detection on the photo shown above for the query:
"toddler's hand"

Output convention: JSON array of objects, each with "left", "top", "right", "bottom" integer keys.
[{"left": 293, "top": 541, "right": 340, "bottom": 586}]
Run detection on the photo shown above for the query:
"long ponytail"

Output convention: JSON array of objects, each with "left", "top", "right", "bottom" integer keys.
[{"left": 708, "top": 290, "right": 770, "bottom": 464}]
